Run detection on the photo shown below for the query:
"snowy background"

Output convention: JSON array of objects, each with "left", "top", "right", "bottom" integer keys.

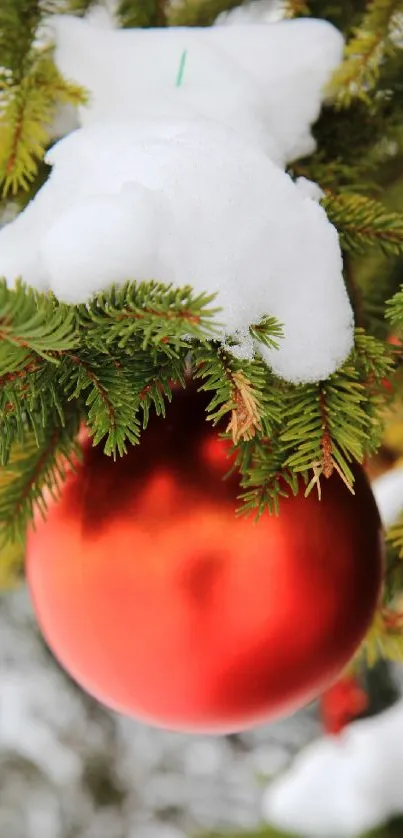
[
  {"left": 0, "top": 585, "right": 322, "bottom": 838},
  {"left": 2, "top": 583, "right": 403, "bottom": 838},
  {"left": 2, "top": 451, "right": 403, "bottom": 838},
  {"left": 2, "top": 2, "right": 403, "bottom": 836}
]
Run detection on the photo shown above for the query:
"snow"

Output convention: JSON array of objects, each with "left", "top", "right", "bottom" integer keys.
[
  {"left": 295, "top": 176, "right": 325, "bottom": 203},
  {"left": 47, "top": 102, "right": 80, "bottom": 141},
  {"left": 0, "top": 15, "right": 353, "bottom": 383},
  {"left": 262, "top": 699, "right": 403, "bottom": 837},
  {"left": 84, "top": 2, "right": 117, "bottom": 28},
  {"left": 51, "top": 15, "right": 343, "bottom": 166},
  {"left": 0, "top": 589, "right": 321, "bottom": 837},
  {"left": 0, "top": 118, "right": 352, "bottom": 382},
  {"left": 372, "top": 465, "right": 403, "bottom": 528},
  {"left": 215, "top": 0, "right": 286, "bottom": 24},
  {"left": 40, "top": 183, "right": 173, "bottom": 296}
]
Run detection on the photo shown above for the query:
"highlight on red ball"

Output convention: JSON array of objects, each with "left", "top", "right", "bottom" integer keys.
[{"left": 26, "top": 386, "right": 383, "bottom": 733}]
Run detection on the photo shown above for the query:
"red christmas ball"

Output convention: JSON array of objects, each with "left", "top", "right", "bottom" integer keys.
[{"left": 26, "top": 385, "right": 383, "bottom": 733}]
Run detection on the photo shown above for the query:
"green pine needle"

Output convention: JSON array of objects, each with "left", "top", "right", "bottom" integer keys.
[
  {"left": 328, "top": 0, "right": 403, "bottom": 107},
  {"left": 323, "top": 193, "right": 403, "bottom": 256}
]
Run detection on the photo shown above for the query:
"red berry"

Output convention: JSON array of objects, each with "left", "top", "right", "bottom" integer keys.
[{"left": 320, "top": 675, "right": 368, "bottom": 735}]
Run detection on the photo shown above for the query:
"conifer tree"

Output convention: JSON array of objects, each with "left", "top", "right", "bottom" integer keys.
[{"left": 1, "top": 0, "right": 403, "bottom": 691}]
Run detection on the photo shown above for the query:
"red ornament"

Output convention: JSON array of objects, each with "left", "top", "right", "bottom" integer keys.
[
  {"left": 320, "top": 675, "right": 368, "bottom": 735},
  {"left": 26, "top": 386, "right": 383, "bottom": 733}
]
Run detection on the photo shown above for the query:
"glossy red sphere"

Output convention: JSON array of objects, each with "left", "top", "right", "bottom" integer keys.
[{"left": 26, "top": 386, "right": 383, "bottom": 733}]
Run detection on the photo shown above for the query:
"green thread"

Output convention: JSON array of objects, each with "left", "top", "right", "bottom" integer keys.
[{"left": 176, "top": 49, "right": 188, "bottom": 87}]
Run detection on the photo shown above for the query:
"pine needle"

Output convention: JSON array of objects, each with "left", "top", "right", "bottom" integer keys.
[
  {"left": 358, "top": 608, "right": 403, "bottom": 667},
  {"left": 283, "top": 0, "right": 310, "bottom": 17},
  {"left": 167, "top": 0, "right": 243, "bottom": 26},
  {"left": 225, "top": 371, "right": 262, "bottom": 444},
  {"left": 0, "top": 52, "right": 87, "bottom": 196},
  {"left": 328, "top": 0, "right": 403, "bottom": 106},
  {"left": 323, "top": 192, "right": 403, "bottom": 256}
]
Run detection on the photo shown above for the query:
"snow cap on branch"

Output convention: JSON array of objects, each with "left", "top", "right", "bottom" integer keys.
[
  {"left": 0, "top": 14, "right": 353, "bottom": 383},
  {"left": 262, "top": 699, "right": 403, "bottom": 837},
  {"left": 215, "top": 0, "right": 286, "bottom": 25},
  {"left": 372, "top": 465, "right": 403, "bottom": 528},
  {"left": 52, "top": 14, "right": 344, "bottom": 166}
]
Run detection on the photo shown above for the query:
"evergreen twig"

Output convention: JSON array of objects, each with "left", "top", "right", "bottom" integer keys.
[
  {"left": 328, "top": 0, "right": 403, "bottom": 106},
  {"left": 323, "top": 193, "right": 403, "bottom": 256},
  {"left": 0, "top": 412, "right": 80, "bottom": 546},
  {"left": 167, "top": 0, "right": 243, "bottom": 26},
  {"left": 118, "top": 0, "right": 168, "bottom": 27}
]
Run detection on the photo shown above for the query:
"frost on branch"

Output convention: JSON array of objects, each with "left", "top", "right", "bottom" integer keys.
[{"left": 0, "top": 15, "right": 354, "bottom": 384}]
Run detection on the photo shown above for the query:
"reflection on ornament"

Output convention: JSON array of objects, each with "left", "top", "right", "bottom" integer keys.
[{"left": 27, "top": 387, "right": 383, "bottom": 733}]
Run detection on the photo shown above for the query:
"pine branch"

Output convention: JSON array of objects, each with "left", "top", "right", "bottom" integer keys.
[
  {"left": 386, "top": 512, "right": 403, "bottom": 557},
  {"left": 359, "top": 608, "right": 403, "bottom": 666},
  {"left": 167, "top": 0, "right": 243, "bottom": 26},
  {"left": 386, "top": 283, "right": 403, "bottom": 331},
  {"left": 118, "top": 0, "right": 168, "bottom": 27},
  {"left": 0, "top": 412, "right": 80, "bottom": 545},
  {"left": 192, "top": 344, "right": 282, "bottom": 443},
  {"left": 0, "top": 279, "right": 80, "bottom": 371},
  {"left": 309, "top": 101, "right": 400, "bottom": 184},
  {"left": 135, "top": 359, "right": 186, "bottom": 427},
  {"left": 66, "top": 0, "right": 97, "bottom": 13},
  {"left": 328, "top": 0, "right": 403, "bottom": 107},
  {"left": 0, "top": 0, "right": 41, "bottom": 77},
  {"left": 249, "top": 315, "right": 284, "bottom": 351},
  {"left": 350, "top": 327, "right": 393, "bottom": 441},
  {"left": 0, "top": 53, "right": 87, "bottom": 196},
  {"left": 280, "top": 377, "right": 361, "bottom": 495},
  {"left": 236, "top": 437, "right": 300, "bottom": 517},
  {"left": 0, "top": 280, "right": 81, "bottom": 462},
  {"left": 0, "top": 531, "right": 24, "bottom": 588},
  {"left": 283, "top": 0, "right": 310, "bottom": 17},
  {"left": 0, "top": 356, "right": 78, "bottom": 464},
  {"left": 307, "top": 1, "right": 368, "bottom": 32},
  {"left": 238, "top": 330, "right": 392, "bottom": 515},
  {"left": 0, "top": 277, "right": 391, "bottom": 533},
  {"left": 218, "top": 319, "right": 283, "bottom": 444},
  {"left": 56, "top": 347, "right": 187, "bottom": 457},
  {"left": 0, "top": 362, "right": 47, "bottom": 458},
  {"left": 323, "top": 192, "right": 403, "bottom": 256},
  {"left": 290, "top": 158, "right": 380, "bottom": 195},
  {"left": 79, "top": 280, "right": 221, "bottom": 354},
  {"left": 57, "top": 350, "right": 143, "bottom": 456},
  {"left": 224, "top": 371, "right": 262, "bottom": 444}
]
